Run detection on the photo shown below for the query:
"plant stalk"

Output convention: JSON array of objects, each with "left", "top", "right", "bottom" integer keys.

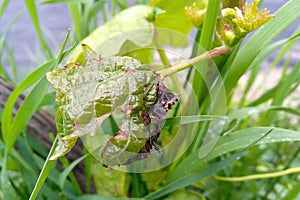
[
  {"left": 157, "top": 46, "right": 231, "bottom": 79},
  {"left": 29, "top": 136, "right": 58, "bottom": 200},
  {"left": 214, "top": 166, "right": 300, "bottom": 182},
  {"left": 154, "top": 37, "right": 185, "bottom": 99}
]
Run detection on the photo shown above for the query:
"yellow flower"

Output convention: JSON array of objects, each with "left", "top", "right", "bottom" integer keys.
[
  {"left": 223, "top": 0, "right": 275, "bottom": 33},
  {"left": 185, "top": 1, "right": 207, "bottom": 28},
  {"left": 217, "top": 0, "right": 275, "bottom": 46}
]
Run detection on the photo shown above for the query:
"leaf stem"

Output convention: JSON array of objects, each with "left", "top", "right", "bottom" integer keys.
[
  {"left": 157, "top": 46, "right": 231, "bottom": 79},
  {"left": 154, "top": 37, "right": 186, "bottom": 99}
]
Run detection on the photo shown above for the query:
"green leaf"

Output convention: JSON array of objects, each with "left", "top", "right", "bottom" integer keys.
[
  {"left": 41, "top": 0, "right": 91, "bottom": 4},
  {"left": 168, "top": 127, "right": 300, "bottom": 182},
  {"left": 282, "top": 179, "right": 300, "bottom": 200},
  {"left": 227, "top": 106, "right": 300, "bottom": 123},
  {"left": 59, "top": 155, "right": 87, "bottom": 189},
  {"left": 189, "top": 0, "right": 222, "bottom": 155},
  {"left": 24, "top": 0, "right": 53, "bottom": 59},
  {"left": 191, "top": 0, "right": 220, "bottom": 101},
  {"left": 68, "top": 3, "right": 84, "bottom": 40},
  {"left": 149, "top": 0, "right": 201, "bottom": 47},
  {"left": 1, "top": 60, "right": 54, "bottom": 151},
  {"left": 0, "top": 0, "right": 10, "bottom": 20},
  {"left": 1, "top": 167, "right": 17, "bottom": 200},
  {"left": 239, "top": 34, "right": 300, "bottom": 106},
  {"left": 74, "top": 195, "right": 144, "bottom": 200},
  {"left": 165, "top": 190, "right": 205, "bottom": 200},
  {"left": 145, "top": 150, "right": 245, "bottom": 200},
  {"left": 47, "top": 44, "right": 159, "bottom": 162},
  {"left": 249, "top": 62, "right": 300, "bottom": 106},
  {"left": 38, "top": 91, "right": 56, "bottom": 108},
  {"left": 269, "top": 28, "right": 300, "bottom": 68},
  {"left": 29, "top": 137, "right": 58, "bottom": 200},
  {"left": 1, "top": 31, "right": 74, "bottom": 153},
  {"left": 257, "top": 62, "right": 300, "bottom": 124},
  {"left": 164, "top": 115, "right": 227, "bottom": 126},
  {"left": 68, "top": 5, "right": 157, "bottom": 62},
  {"left": 270, "top": 62, "right": 300, "bottom": 105},
  {"left": 8, "top": 78, "right": 49, "bottom": 150},
  {"left": 199, "top": 0, "right": 220, "bottom": 50},
  {"left": 249, "top": 36, "right": 299, "bottom": 71},
  {"left": 93, "top": 164, "right": 130, "bottom": 197}
]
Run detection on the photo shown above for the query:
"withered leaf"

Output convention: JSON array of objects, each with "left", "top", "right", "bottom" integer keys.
[{"left": 47, "top": 44, "right": 178, "bottom": 166}]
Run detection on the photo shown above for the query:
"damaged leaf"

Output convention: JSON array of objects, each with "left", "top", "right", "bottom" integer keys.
[{"left": 46, "top": 44, "right": 178, "bottom": 166}]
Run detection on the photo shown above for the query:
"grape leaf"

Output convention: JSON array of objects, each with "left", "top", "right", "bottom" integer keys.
[
  {"left": 47, "top": 44, "right": 179, "bottom": 166},
  {"left": 47, "top": 44, "right": 158, "bottom": 160}
]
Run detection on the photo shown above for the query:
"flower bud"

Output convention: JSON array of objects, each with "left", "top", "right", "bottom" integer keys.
[{"left": 185, "top": 1, "right": 207, "bottom": 28}]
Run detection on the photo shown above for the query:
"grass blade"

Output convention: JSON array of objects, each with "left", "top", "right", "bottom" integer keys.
[
  {"left": 1, "top": 60, "right": 55, "bottom": 146},
  {"left": 74, "top": 195, "right": 144, "bottom": 200},
  {"left": 192, "top": 0, "right": 220, "bottom": 102},
  {"left": 7, "top": 78, "right": 49, "bottom": 150},
  {"left": 41, "top": 0, "right": 89, "bottom": 4},
  {"left": 258, "top": 61, "right": 300, "bottom": 124},
  {"left": 282, "top": 179, "right": 300, "bottom": 200},
  {"left": 145, "top": 150, "right": 245, "bottom": 200},
  {"left": 24, "top": 0, "right": 53, "bottom": 59},
  {"left": 152, "top": 130, "right": 272, "bottom": 199},
  {"left": 68, "top": 3, "right": 83, "bottom": 40},
  {"left": 0, "top": 0, "right": 10, "bottom": 19},
  {"left": 227, "top": 106, "right": 300, "bottom": 123},
  {"left": 1, "top": 157, "right": 17, "bottom": 200},
  {"left": 168, "top": 127, "right": 300, "bottom": 182},
  {"left": 248, "top": 68, "right": 300, "bottom": 106},
  {"left": 29, "top": 137, "right": 58, "bottom": 200},
  {"left": 59, "top": 155, "right": 87, "bottom": 190},
  {"left": 164, "top": 115, "right": 227, "bottom": 126},
  {"left": 1, "top": 31, "right": 73, "bottom": 153},
  {"left": 198, "top": 0, "right": 220, "bottom": 50},
  {"left": 189, "top": 0, "right": 223, "bottom": 155}
]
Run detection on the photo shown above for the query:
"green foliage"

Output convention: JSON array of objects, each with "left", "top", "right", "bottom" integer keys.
[
  {"left": 46, "top": 44, "right": 162, "bottom": 165},
  {"left": 1, "top": 30, "right": 73, "bottom": 154},
  {"left": 149, "top": 0, "right": 203, "bottom": 47},
  {"left": 93, "top": 165, "right": 130, "bottom": 197},
  {"left": 67, "top": 5, "right": 157, "bottom": 63},
  {"left": 165, "top": 189, "right": 205, "bottom": 200},
  {"left": 0, "top": 0, "right": 299, "bottom": 199},
  {"left": 222, "top": 0, "right": 300, "bottom": 94},
  {"left": 24, "top": 0, "right": 53, "bottom": 59}
]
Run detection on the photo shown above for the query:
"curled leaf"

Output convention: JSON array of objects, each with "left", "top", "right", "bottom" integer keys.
[
  {"left": 101, "top": 81, "right": 179, "bottom": 167},
  {"left": 47, "top": 44, "right": 179, "bottom": 165}
]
